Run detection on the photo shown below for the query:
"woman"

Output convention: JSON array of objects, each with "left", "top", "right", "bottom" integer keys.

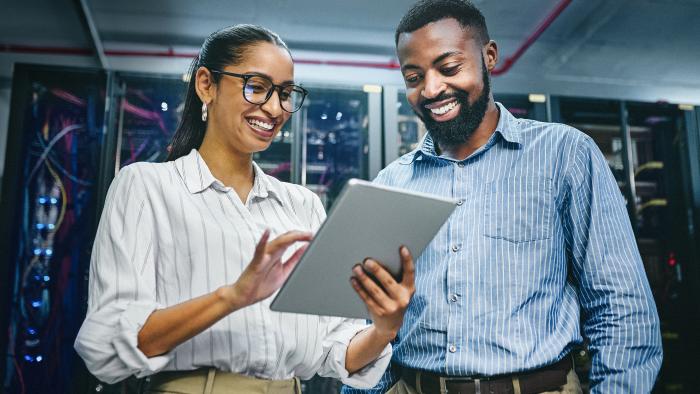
[{"left": 74, "top": 24, "right": 415, "bottom": 393}]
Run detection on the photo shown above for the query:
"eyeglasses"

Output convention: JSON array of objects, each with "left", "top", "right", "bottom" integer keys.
[{"left": 209, "top": 69, "right": 308, "bottom": 113}]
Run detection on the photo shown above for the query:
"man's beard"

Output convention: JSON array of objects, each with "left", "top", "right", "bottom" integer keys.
[{"left": 416, "top": 58, "right": 491, "bottom": 148}]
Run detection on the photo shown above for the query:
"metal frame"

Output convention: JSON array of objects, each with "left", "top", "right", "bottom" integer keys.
[
  {"left": 677, "top": 106, "right": 700, "bottom": 388},
  {"left": 547, "top": 95, "right": 561, "bottom": 123},
  {"left": 619, "top": 101, "right": 639, "bottom": 230},
  {"left": 382, "top": 85, "right": 401, "bottom": 167},
  {"left": 531, "top": 100, "right": 548, "bottom": 122},
  {"left": 367, "top": 89, "right": 383, "bottom": 179},
  {"left": 73, "top": 0, "right": 108, "bottom": 69},
  {"left": 94, "top": 72, "right": 119, "bottom": 218},
  {"left": 0, "top": 64, "right": 34, "bottom": 385}
]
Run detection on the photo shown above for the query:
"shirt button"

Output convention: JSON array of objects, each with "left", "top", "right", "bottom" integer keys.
[
  {"left": 456, "top": 199, "right": 464, "bottom": 206},
  {"left": 449, "top": 344, "right": 457, "bottom": 353},
  {"left": 95, "top": 384, "right": 103, "bottom": 392},
  {"left": 450, "top": 294, "right": 459, "bottom": 303},
  {"left": 451, "top": 244, "right": 460, "bottom": 252},
  {"left": 457, "top": 162, "right": 465, "bottom": 167}
]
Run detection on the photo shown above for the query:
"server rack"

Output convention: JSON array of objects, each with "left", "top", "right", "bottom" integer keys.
[{"left": 0, "top": 64, "right": 108, "bottom": 394}]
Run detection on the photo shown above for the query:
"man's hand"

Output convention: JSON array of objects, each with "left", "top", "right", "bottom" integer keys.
[{"left": 350, "top": 246, "right": 416, "bottom": 340}]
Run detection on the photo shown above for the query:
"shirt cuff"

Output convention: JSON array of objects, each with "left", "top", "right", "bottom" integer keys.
[
  {"left": 111, "top": 301, "right": 172, "bottom": 378},
  {"left": 321, "top": 322, "right": 393, "bottom": 389}
]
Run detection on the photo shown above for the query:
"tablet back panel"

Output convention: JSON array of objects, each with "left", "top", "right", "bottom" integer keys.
[{"left": 270, "top": 179, "right": 456, "bottom": 319}]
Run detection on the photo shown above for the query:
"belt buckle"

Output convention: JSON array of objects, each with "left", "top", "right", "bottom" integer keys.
[{"left": 439, "top": 376, "right": 481, "bottom": 394}]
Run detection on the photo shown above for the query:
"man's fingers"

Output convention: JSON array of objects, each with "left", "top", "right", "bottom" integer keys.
[
  {"left": 362, "top": 259, "right": 401, "bottom": 298},
  {"left": 350, "top": 277, "right": 383, "bottom": 314},
  {"left": 352, "top": 264, "right": 391, "bottom": 306},
  {"left": 399, "top": 246, "right": 415, "bottom": 289}
]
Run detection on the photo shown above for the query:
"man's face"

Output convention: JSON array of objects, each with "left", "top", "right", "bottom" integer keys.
[{"left": 397, "top": 18, "right": 491, "bottom": 148}]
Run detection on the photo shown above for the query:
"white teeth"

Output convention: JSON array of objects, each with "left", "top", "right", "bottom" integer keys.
[
  {"left": 429, "top": 101, "right": 458, "bottom": 115},
  {"left": 248, "top": 119, "right": 274, "bottom": 131}
]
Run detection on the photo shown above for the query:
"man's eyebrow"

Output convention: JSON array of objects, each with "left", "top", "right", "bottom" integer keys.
[
  {"left": 400, "top": 51, "right": 463, "bottom": 73},
  {"left": 432, "top": 51, "right": 462, "bottom": 65},
  {"left": 401, "top": 63, "right": 420, "bottom": 73}
]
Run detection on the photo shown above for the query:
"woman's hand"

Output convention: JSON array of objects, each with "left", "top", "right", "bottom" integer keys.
[
  {"left": 136, "top": 230, "right": 310, "bottom": 357},
  {"left": 350, "top": 246, "right": 415, "bottom": 341},
  {"left": 226, "top": 229, "right": 312, "bottom": 308}
]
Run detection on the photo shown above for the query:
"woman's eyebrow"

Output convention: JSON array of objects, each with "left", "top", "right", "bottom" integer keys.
[{"left": 245, "top": 71, "right": 295, "bottom": 85}]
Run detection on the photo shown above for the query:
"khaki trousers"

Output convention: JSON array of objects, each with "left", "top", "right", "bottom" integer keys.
[
  {"left": 385, "top": 369, "right": 582, "bottom": 394},
  {"left": 145, "top": 368, "right": 301, "bottom": 394}
]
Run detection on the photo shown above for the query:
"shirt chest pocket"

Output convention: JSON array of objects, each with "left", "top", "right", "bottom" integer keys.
[{"left": 482, "top": 176, "right": 554, "bottom": 243}]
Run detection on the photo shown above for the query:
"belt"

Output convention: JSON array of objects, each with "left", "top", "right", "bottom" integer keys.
[
  {"left": 146, "top": 368, "right": 300, "bottom": 394},
  {"left": 400, "top": 355, "right": 572, "bottom": 394}
]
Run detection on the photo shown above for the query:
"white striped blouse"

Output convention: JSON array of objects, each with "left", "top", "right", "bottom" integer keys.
[{"left": 74, "top": 149, "right": 391, "bottom": 388}]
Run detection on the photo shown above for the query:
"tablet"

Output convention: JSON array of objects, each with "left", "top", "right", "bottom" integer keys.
[{"left": 270, "top": 178, "right": 457, "bottom": 319}]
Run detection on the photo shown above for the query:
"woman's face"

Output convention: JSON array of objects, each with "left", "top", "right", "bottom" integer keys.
[{"left": 203, "top": 41, "right": 295, "bottom": 155}]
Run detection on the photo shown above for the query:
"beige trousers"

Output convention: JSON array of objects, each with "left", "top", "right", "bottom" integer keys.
[
  {"left": 145, "top": 368, "right": 301, "bottom": 394},
  {"left": 385, "top": 369, "right": 582, "bottom": 394}
]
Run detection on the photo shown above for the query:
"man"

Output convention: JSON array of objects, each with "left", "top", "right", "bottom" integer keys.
[{"left": 343, "top": 0, "right": 662, "bottom": 393}]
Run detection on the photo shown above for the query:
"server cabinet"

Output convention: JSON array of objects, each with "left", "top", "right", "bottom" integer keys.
[{"left": 0, "top": 64, "right": 107, "bottom": 394}]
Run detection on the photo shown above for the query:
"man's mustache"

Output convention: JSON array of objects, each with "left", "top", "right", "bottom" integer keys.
[{"left": 419, "top": 90, "right": 470, "bottom": 109}]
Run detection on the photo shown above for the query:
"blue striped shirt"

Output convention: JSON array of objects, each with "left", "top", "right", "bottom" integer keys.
[{"left": 343, "top": 103, "right": 662, "bottom": 393}]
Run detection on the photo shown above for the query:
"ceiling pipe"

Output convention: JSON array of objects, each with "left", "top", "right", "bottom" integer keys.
[
  {"left": 0, "top": 44, "right": 402, "bottom": 70},
  {"left": 1, "top": 44, "right": 93, "bottom": 56},
  {"left": 491, "top": 0, "right": 572, "bottom": 76},
  {"left": 1, "top": 0, "right": 572, "bottom": 75}
]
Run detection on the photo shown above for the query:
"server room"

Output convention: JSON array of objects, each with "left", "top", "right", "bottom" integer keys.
[{"left": 1, "top": 0, "right": 699, "bottom": 393}]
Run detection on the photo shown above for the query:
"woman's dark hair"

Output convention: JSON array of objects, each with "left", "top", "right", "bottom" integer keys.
[
  {"left": 395, "top": 0, "right": 490, "bottom": 46},
  {"left": 166, "top": 24, "right": 289, "bottom": 161}
]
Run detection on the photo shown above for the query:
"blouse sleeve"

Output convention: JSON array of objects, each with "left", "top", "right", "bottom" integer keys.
[
  {"left": 317, "top": 318, "right": 392, "bottom": 388},
  {"left": 74, "top": 164, "right": 171, "bottom": 384},
  {"left": 306, "top": 191, "right": 393, "bottom": 388}
]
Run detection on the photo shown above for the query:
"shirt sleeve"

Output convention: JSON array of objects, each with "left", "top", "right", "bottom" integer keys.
[
  {"left": 316, "top": 318, "right": 392, "bottom": 388},
  {"left": 340, "top": 361, "right": 399, "bottom": 394},
  {"left": 74, "top": 164, "right": 171, "bottom": 384},
  {"left": 563, "top": 134, "right": 662, "bottom": 393}
]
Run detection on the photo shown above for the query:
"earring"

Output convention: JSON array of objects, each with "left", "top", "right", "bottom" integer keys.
[{"left": 201, "top": 102, "right": 208, "bottom": 122}]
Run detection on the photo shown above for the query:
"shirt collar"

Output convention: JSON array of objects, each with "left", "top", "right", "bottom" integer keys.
[
  {"left": 413, "top": 101, "right": 522, "bottom": 162},
  {"left": 174, "top": 149, "right": 284, "bottom": 205},
  {"left": 249, "top": 161, "right": 285, "bottom": 204},
  {"left": 494, "top": 102, "right": 522, "bottom": 145}
]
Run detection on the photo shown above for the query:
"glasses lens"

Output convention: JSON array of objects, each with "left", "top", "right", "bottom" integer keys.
[
  {"left": 280, "top": 86, "right": 306, "bottom": 113},
  {"left": 243, "top": 76, "right": 273, "bottom": 104}
]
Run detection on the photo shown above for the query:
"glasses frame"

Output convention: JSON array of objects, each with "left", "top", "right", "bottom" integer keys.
[{"left": 209, "top": 69, "right": 308, "bottom": 113}]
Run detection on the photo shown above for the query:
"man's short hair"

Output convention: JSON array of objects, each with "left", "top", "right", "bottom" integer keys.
[{"left": 395, "top": 0, "right": 490, "bottom": 46}]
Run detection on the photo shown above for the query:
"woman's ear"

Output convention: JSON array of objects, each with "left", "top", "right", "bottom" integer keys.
[{"left": 195, "top": 67, "right": 215, "bottom": 105}]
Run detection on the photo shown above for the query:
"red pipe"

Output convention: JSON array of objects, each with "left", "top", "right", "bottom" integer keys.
[
  {"left": 295, "top": 58, "right": 400, "bottom": 70},
  {"left": 2, "top": 0, "right": 571, "bottom": 75},
  {"left": 105, "top": 48, "right": 197, "bottom": 58},
  {"left": 491, "top": 0, "right": 572, "bottom": 76},
  {"left": 1, "top": 43, "right": 401, "bottom": 70},
  {"left": 1, "top": 44, "right": 93, "bottom": 56}
]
